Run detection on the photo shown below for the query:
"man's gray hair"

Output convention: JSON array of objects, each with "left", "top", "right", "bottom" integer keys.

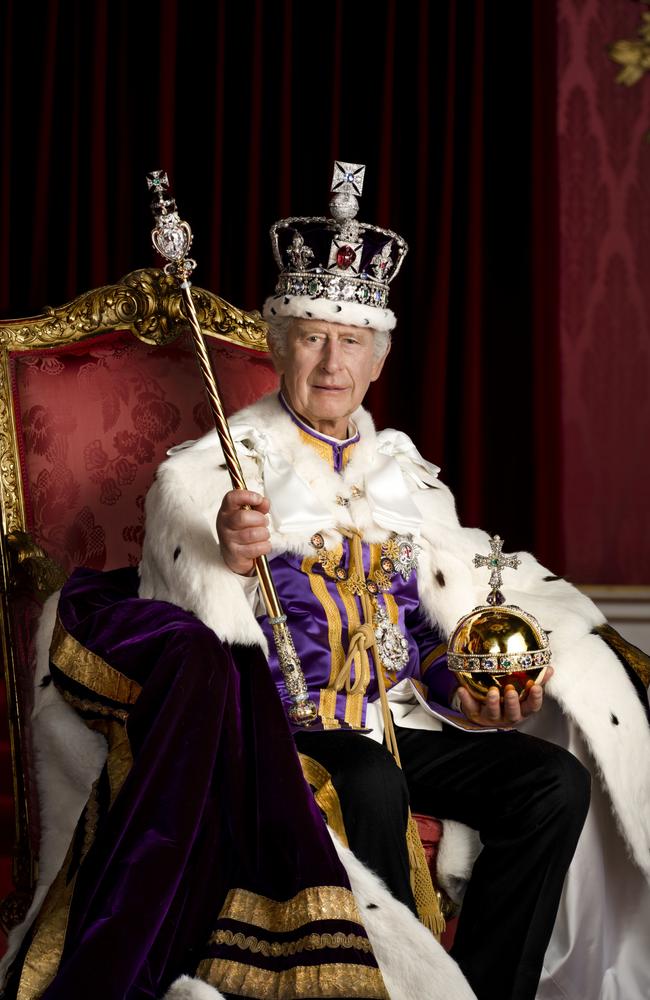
[{"left": 265, "top": 316, "right": 391, "bottom": 362}]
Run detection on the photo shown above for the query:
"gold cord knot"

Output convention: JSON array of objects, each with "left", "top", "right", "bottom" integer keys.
[{"left": 333, "top": 623, "right": 376, "bottom": 694}]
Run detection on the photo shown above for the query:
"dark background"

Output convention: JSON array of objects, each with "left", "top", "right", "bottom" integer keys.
[{"left": 0, "top": 0, "right": 561, "bottom": 567}]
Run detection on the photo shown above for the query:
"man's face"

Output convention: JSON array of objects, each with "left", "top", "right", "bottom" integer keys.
[{"left": 270, "top": 319, "right": 389, "bottom": 438}]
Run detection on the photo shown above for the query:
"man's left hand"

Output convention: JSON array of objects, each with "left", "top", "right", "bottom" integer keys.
[{"left": 456, "top": 666, "right": 554, "bottom": 728}]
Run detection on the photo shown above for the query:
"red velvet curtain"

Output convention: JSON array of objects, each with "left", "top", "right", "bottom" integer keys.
[{"left": 0, "top": 0, "right": 561, "bottom": 568}]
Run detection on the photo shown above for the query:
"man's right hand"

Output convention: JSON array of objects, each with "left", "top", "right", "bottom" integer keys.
[{"left": 216, "top": 490, "right": 272, "bottom": 576}]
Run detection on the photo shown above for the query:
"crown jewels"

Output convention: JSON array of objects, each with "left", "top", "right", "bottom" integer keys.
[
  {"left": 264, "top": 161, "right": 408, "bottom": 332},
  {"left": 447, "top": 535, "right": 552, "bottom": 703}
]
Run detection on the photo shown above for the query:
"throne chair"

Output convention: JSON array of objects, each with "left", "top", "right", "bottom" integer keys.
[{"left": 0, "top": 269, "right": 460, "bottom": 966}]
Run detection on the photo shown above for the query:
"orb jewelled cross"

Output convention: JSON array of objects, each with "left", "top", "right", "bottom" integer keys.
[{"left": 473, "top": 535, "right": 521, "bottom": 606}]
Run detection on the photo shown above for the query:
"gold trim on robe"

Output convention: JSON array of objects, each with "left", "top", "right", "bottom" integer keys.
[
  {"left": 216, "top": 885, "right": 362, "bottom": 932},
  {"left": 196, "top": 957, "right": 389, "bottom": 999},
  {"left": 51, "top": 614, "right": 142, "bottom": 705},
  {"left": 298, "top": 754, "right": 349, "bottom": 848}
]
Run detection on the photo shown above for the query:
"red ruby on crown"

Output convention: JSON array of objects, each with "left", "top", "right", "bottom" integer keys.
[{"left": 336, "top": 245, "right": 356, "bottom": 269}]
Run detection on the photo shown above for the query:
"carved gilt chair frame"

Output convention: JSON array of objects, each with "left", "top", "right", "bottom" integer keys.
[{"left": 0, "top": 267, "right": 269, "bottom": 929}]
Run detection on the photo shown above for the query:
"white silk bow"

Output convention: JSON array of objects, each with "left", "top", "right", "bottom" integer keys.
[{"left": 168, "top": 425, "right": 440, "bottom": 537}]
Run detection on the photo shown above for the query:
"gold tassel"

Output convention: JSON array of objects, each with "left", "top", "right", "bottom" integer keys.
[{"left": 406, "top": 813, "right": 446, "bottom": 939}]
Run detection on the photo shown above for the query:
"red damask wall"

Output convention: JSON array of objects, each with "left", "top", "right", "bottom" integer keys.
[{"left": 559, "top": 0, "right": 650, "bottom": 584}]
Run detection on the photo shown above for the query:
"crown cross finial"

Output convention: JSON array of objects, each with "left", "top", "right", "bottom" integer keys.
[
  {"left": 329, "top": 161, "right": 365, "bottom": 240},
  {"left": 331, "top": 161, "right": 366, "bottom": 197},
  {"left": 473, "top": 535, "right": 521, "bottom": 606}
]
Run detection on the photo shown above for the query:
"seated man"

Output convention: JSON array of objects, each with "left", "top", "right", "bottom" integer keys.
[
  {"left": 140, "top": 163, "right": 650, "bottom": 999},
  {"left": 3, "top": 163, "right": 649, "bottom": 1000}
]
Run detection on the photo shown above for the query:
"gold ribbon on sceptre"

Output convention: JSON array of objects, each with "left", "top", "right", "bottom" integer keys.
[{"left": 146, "top": 170, "right": 317, "bottom": 726}]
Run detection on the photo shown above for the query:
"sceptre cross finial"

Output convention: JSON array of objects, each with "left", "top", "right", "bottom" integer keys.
[
  {"left": 146, "top": 169, "right": 195, "bottom": 278},
  {"left": 473, "top": 535, "right": 521, "bottom": 606}
]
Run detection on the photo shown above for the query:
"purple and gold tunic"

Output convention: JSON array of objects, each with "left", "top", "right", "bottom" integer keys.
[{"left": 258, "top": 400, "right": 458, "bottom": 733}]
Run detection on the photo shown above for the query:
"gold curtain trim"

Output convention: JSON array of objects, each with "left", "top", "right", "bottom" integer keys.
[
  {"left": 217, "top": 886, "right": 362, "bottom": 933},
  {"left": 210, "top": 928, "right": 372, "bottom": 957},
  {"left": 51, "top": 615, "right": 142, "bottom": 705},
  {"left": 299, "top": 754, "right": 349, "bottom": 848},
  {"left": 196, "top": 957, "right": 389, "bottom": 999}
]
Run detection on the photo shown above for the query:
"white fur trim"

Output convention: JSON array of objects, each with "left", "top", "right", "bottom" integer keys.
[
  {"left": 0, "top": 594, "right": 107, "bottom": 986},
  {"left": 162, "top": 976, "right": 226, "bottom": 1000},
  {"left": 263, "top": 293, "right": 397, "bottom": 332},
  {"left": 436, "top": 820, "right": 482, "bottom": 906},
  {"left": 139, "top": 394, "right": 650, "bottom": 883},
  {"left": 330, "top": 832, "right": 477, "bottom": 1000},
  {"left": 138, "top": 449, "right": 268, "bottom": 650}
]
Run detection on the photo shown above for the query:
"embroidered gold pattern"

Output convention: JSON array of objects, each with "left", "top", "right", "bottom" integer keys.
[
  {"left": 51, "top": 615, "right": 142, "bottom": 705},
  {"left": 60, "top": 688, "right": 129, "bottom": 722},
  {"left": 16, "top": 713, "right": 135, "bottom": 997},
  {"left": 302, "top": 555, "right": 343, "bottom": 727},
  {"left": 336, "top": 582, "right": 366, "bottom": 729},
  {"left": 196, "top": 958, "right": 389, "bottom": 999},
  {"left": 210, "top": 928, "right": 372, "bottom": 957},
  {"left": 17, "top": 779, "right": 104, "bottom": 1000},
  {"left": 17, "top": 854, "right": 78, "bottom": 999},
  {"left": 296, "top": 427, "right": 357, "bottom": 470},
  {"left": 315, "top": 537, "right": 398, "bottom": 596},
  {"left": 299, "top": 754, "right": 349, "bottom": 848},
  {"left": 316, "top": 543, "right": 345, "bottom": 580},
  {"left": 216, "top": 886, "right": 362, "bottom": 933},
  {"left": 594, "top": 623, "right": 650, "bottom": 688}
]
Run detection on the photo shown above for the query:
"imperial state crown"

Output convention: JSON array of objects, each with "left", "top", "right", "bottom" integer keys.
[{"left": 263, "top": 160, "right": 408, "bottom": 333}]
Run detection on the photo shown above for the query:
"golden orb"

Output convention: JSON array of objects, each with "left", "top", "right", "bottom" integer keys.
[
  {"left": 448, "top": 605, "right": 550, "bottom": 702},
  {"left": 447, "top": 534, "right": 552, "bottom": 703}
]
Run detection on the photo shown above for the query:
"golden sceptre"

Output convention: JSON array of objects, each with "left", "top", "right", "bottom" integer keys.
[{"left": 146, "top": 170, "right": 317, "bottom": 726}]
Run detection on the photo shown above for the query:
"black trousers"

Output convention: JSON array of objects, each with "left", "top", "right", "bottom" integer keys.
[{"left": 295, "top": 724, "right": 591, "bottom": 1000}]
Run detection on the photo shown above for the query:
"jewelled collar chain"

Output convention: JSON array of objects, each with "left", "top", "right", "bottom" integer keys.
[
  {"left": 310, "top": 530, "right": 419, "bottom": 676},
  {"left": 311, "top": 533, "right": 416, "bottom": 599}
]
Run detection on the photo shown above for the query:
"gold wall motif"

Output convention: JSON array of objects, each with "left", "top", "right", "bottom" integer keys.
[{"left": 609, "top": 11, "right": 650, "bottom": 86}]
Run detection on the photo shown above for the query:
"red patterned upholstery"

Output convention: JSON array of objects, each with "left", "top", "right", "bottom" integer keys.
[
  {"left": 10, "top": 330, "right": 278, "bottom": 573},
  {"left": 0, "top": 323, "right": 277, "bottom": 937},
  {"left": 2, "top": 311, "right": 453, "bottom": 948}
]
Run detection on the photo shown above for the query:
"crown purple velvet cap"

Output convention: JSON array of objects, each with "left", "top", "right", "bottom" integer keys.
[{"left": 263, "top": 161, "right": 408, "bottom": 333}]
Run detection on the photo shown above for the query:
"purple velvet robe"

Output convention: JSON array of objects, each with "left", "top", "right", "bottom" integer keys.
[{"left": 6, "top": 567, "right": 388, "bottom": 1000}]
